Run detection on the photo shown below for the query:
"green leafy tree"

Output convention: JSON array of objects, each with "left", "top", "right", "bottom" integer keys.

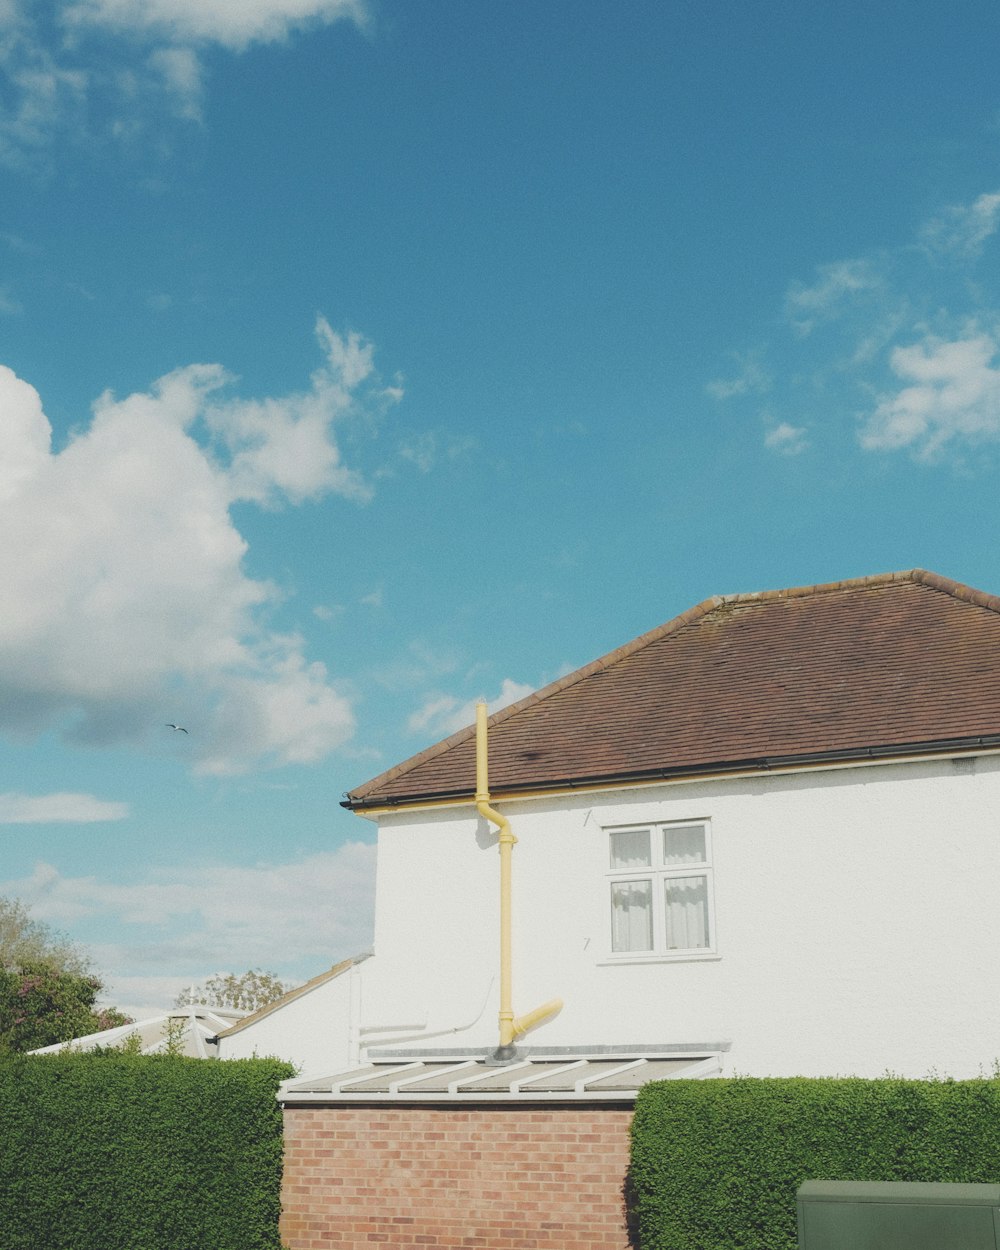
[
  {"left": 175, "top": 969, "right": 290, "bottom": 1013},
  {"left": 0, "top": 896, "right": 131, "bottom": 1052},
  {"left": 0, "top": 961, "right": 132, "bottom": 1052},
  {"left": 0, "top": 896, "right": 91, "bottom": 976}
]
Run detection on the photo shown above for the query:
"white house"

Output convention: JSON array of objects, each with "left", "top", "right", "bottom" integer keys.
[{"left": 228, "top": 568, "right": 1000, "bottom": 1083}]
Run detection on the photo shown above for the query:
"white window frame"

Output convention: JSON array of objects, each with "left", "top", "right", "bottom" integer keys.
[{"left": 603, "top": 818, "right": 718, "bottom": 963}]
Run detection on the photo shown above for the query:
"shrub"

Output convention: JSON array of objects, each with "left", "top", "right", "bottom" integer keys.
[
  {"left": 629, "top": 1075, "right": 1000, "bottom": 1250},
  {"left": 0, "top": 1050, "right": 293, "bottom": 1250}
]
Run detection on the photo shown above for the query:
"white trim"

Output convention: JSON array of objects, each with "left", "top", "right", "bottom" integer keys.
[
  {"left": 597, "top": 952, "right": 723, "bottom": 967},
  {"left": 605, "top": 817, "right": 717, "bottom": 959}
]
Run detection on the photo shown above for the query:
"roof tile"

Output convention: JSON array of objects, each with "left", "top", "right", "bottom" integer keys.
[{"left": 347, "top": 570, "right": 1000, "bottom": 808}]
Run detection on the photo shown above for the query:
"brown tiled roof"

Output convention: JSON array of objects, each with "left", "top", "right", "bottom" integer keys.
[{"left": 345, "top": 570, "right": 1000, "bottom": 809}]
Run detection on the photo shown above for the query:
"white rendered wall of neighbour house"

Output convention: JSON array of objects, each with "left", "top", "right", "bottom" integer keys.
[
  {"left": 363, "top": 752, "right": 1000, "bottom": 1079},
  {"left": 218, "top": 970, "right": 357, "bottom": 1076}
]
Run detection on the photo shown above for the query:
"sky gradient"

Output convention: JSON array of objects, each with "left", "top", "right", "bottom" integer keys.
[{"left": 2, "top": 0, "right": 1000, "bottom": 1012}]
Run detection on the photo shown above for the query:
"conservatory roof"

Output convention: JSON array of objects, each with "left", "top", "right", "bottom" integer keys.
[
  {"left": 280, "top": 1049, "right": 721, "bottom": 1104},
  {"left": 29, "top": 1007, "right": 246, "bottom": 1059}
]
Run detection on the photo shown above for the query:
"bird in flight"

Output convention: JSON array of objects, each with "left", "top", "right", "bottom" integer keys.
[{"left": 166, "top": 723, "right": 189, "bottom": 734}]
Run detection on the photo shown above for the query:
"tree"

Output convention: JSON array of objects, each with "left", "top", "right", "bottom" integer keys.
[
  {"left": 175, "top": 969, "right": 290, "bottom": 1013},
  {"left": 0, "top": 896, "right": 92, "bottom": 976},
  {"left": 0, "top": 896, "right": 131, "bottom": 1052},
  {"left": 0, "top": 961, "right": 132, "bottom": 1053}
]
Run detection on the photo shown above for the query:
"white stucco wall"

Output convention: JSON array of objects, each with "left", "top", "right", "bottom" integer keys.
[
  {"left": 360, "top": 752, "right": 1000, "bottom": 1079},
  {"left": 217, "top": 962, "right": 361, "bottom": 1076}
]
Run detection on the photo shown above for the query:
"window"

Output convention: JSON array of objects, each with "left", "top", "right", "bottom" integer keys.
[{"left": 607, "top": 820, "right": 714, "bottom": 956}]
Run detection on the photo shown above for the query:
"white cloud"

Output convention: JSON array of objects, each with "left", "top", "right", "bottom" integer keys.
[
  {"left": 2, "top": 842, "right": 376, "bottom": 1007},
  {"left": 407, "top": 678, "right": 536, "bottom": 739},
  {"left": 0, "top": 318, "right": 393, "bottom": 773},
  {"left": 920, "top": 191, "right": 1000, "bottom": 259},
  {"left": 147, "top": 46, "right": 204, "bottom": 121},
  {"left": 399, "top": 432, "right": 437, "bottom": 472},
  {"left": 860, "top": 330, "right": 1000, "bottom": 458},
  {"left": 206, "top": 319, "right": 394, "bottom": 507},
  {"left": 764, "top": 422, "right": 809, "bottom": 455},
  {"left": 0, "top": 24, "right": 89, "bottom": 168},
  {"left": 706, "top": 354, "right": 770, "bottom": 401},
  {"left": 62, "top": 0, "right": 366, "bottom": 53},
  {"left": 785, "top": 258, "right": 882, "bottom": 336},
  {"left": 0, "top": 0, "right": 366, "bottom": 164},
  {"left": 0, "top": 792, "right": 129, "bottom": 823}
]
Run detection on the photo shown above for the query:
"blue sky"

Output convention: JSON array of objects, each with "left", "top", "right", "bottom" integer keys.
[{"left": 2, "top": 0, "right": 1000, "bottom": 1012}]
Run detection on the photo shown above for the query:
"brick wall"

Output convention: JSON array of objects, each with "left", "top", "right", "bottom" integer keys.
[{"left": 280, "top": 1104, "right": 635, "bottom": 1249}]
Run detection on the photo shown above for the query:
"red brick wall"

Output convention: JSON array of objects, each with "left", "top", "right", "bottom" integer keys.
[{"left": 280, "top": 1104, "right": 635, "bottom": 1249}]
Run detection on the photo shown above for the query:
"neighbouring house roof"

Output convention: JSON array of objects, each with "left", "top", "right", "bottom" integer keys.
[
  {"left": 213, "top": 954, "right": 370, "bottom": 1041},
  {"left": 280, "top": 1051, "right": 721, "bottom": 1105},
  {"left": 345, "top": 569, "right": 1000, "bottom": 810},
  {"left": 29, "top": 1007, "right": 246, "bottom": 1059}
]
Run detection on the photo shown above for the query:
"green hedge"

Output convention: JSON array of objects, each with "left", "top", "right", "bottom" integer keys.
[
  {"left": 629, "top": 1076, "right": 1000, "bottom": 1250},
  {"left": 0, "top": 1051, "right": 293, "bottom": 1250}
]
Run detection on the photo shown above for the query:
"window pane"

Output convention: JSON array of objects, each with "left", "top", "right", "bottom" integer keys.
[
  {"left": 611, "top": 880, "right": 653, "bottom": 952},
  {"left": 664, "top": 875, "right": 710, "bottom": 949},
  {"left": 610, "top": 828, "right": 651, "bottom": 870},
  {"left": 662, "top": 824, "right": 706, "bottom": 866}
]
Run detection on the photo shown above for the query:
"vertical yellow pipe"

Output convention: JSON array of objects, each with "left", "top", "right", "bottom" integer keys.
[
  {"left": 475, "top": 700, "right": 517, "bottom": 1052},
  {"left": 475, "top": 701, "right": 562, "bottom": 1060}
]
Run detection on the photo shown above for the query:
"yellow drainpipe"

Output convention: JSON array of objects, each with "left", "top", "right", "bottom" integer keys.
[{"left": 475, "top": 700, "right": 562, "bottom": 1060}]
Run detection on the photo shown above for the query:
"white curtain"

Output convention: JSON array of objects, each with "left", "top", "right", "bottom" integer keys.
[
  {"left": 664, "top": 875, "right": 709, "bottom": 949},
  {"left": 611, "top": 880, "right": 652, "bottom": 951}
]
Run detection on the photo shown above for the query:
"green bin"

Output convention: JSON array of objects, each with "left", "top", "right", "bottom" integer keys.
[{"left": 797, "top": 1180, "right": 1000, "bottom": 1250}]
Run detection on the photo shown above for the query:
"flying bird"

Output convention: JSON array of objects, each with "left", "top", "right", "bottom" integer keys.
[{"left": 166, "top": 723, "right": 189, "bottom": 734}]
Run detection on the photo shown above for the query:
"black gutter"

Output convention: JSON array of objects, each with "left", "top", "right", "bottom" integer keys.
[{"left": 342, "top": 733, "right": 1000, "bottom": 811}]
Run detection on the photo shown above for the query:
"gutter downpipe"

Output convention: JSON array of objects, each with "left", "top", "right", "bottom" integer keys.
[{"left": 475, "top": 700, "right": 562, "bottom": 1063}]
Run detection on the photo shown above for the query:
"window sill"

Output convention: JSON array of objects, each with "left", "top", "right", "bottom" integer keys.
[{"left": 597, "top": 951, "right": 722, "bottom": 966}]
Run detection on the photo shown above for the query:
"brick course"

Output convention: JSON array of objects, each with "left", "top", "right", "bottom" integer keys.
[{"left": 280, "top": 1105, "right": 635, "bottom": 1249}]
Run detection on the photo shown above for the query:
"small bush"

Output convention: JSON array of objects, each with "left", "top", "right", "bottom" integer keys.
[
  {"left": 0, "top": 1050, "right": 293, "bottom": 1250},
  {"left": 629, "top": 1075, "right": 1000, "bottom": 1249}
]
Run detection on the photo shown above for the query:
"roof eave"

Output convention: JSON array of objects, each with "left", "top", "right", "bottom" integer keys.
[{"left": 342, "top": 732, "right": 1000, "bottom": 812}]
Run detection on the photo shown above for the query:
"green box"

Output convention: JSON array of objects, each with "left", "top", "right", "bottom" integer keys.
[{"left": 797, "top": 1181, "right": 1000, "bottom": 1250}]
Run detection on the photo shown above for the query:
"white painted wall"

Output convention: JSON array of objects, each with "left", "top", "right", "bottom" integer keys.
[
  {"left": 218, "top": 963, "right": 360, "bottom": 1076},
  {"left": 360, "top": 752, "right": 1000, "bottom": 1080}
]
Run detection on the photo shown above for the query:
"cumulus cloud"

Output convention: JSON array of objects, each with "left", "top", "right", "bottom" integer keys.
[
  {"left": 206, "top": 320, "right": 388, "bottom": 506},
  {"left": 860, "top": 330, "right": 1000, "bottom": 458},
  {"left": 407, "top": 678, "right": 537, "bottom": 739},
  {"left": 3, "top": 842, "right": 376, "bottom": 1006},
  {"left": 0, "top": 792, "right": 129, "bottom": 823},
  {"left": 0, "top": 317, "right": 396, "bottom": 774}
]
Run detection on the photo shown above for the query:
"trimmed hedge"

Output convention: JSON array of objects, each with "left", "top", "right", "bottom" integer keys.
[
  {"left": 630, "top": 1076, "right": 1000, "bottom": 1250},
  {"left": 0, "top": 1051, "right": 293, "bottom": 1250}
]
